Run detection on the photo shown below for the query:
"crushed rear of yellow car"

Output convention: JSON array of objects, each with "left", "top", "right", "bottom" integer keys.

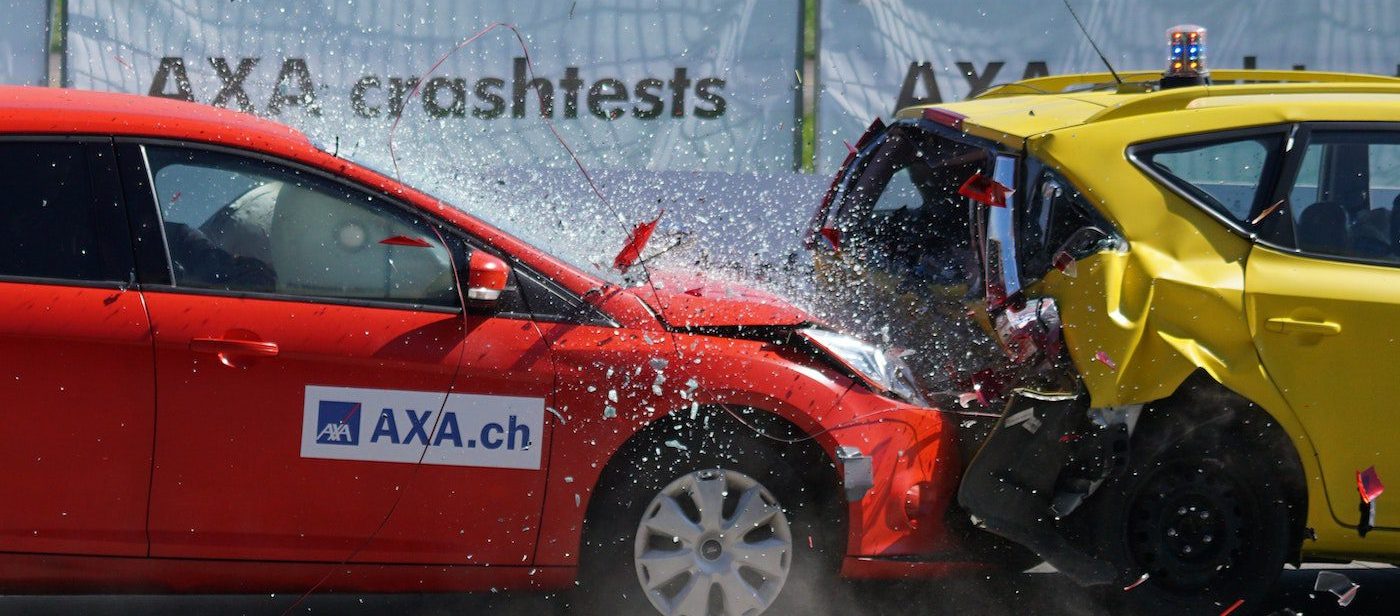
[{"left": 809, "top": 62, "right": 1400, "bottom": 614}]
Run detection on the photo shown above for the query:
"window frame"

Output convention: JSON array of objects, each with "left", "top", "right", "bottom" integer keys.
[
  {"left": 1016, "top": 158, "right": 1117, "bottom": 283},
  {"left": 1127, "top": 124, "right": 1292, "bottom": 241},
  {"left": 1264, "top": 121, "right": 1400, "bottom": 268},
  {"left": 0, "top": 135, "right": 136, "bottom": 289},
  {"left": 115, "top": 138, "right": 614, "bottom": 326},
  {"left": 123, "top": 140, "right": 461, "bottom": 313}
]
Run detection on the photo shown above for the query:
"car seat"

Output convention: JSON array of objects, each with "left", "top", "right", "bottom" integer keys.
[
  {"left": 1349, "top": 208, "right": 1391, "bottom": 259},
  {"left": 1296, "top": 201, "right": 1348, "bottom": 255}
]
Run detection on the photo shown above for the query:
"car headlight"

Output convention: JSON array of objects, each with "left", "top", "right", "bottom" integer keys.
[{"left": 798, "top": 328, "right": 928, "bottom": 406}]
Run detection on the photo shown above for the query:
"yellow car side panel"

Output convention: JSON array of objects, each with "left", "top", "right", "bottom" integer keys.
[
  {"left": 1024, "top": 111, "right": 1366, "bottom": 555},
  {"left": 1246, "top": 245, "right": 1400, "bottom": 550}
]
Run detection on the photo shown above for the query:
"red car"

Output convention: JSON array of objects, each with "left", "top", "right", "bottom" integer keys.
[{"left": 0, "top": 87, "right": 974, "bottom": 614}]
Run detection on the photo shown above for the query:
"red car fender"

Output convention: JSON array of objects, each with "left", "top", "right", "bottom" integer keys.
[{"left": 532, "top": 331, "right": 961, "bottom": 566}]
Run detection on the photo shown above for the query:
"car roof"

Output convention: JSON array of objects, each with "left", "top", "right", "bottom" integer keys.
[
  {"left": 0, "top": 85, "right": 313, "bottom": 152},
  {"left": 0, "top": 86, "right": 616, "bottom": 300},
  {"left": 896, "top": 70, "right": 1400, "bottom": 144}
]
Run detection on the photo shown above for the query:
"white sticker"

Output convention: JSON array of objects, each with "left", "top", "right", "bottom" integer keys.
[{"left": 301, "top": 385, "right": 544, "bottom": 470}]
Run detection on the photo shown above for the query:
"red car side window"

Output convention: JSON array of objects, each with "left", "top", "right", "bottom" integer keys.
[
  {"left": 0, "top": 142, "right": 121, "bottom": 283},
  {"left": 143, "top": 146, "right": 459, "bottom": 308}
]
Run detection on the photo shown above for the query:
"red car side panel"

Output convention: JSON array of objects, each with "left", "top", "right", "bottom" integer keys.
[
  {"left": 0, "top": 282, "right": 154, "bottom": 557},
  {"left": 0, "top": 552, "right": 571, "bottom": 594},
  {"left": 352, "top": 317, "right": 557, "bottom": 565},
  {"left": 529, "top": 318, "right": 684, "bottom": 564},
  {"left": 143, "top": 292, "right": 551, "bottom": 565}
]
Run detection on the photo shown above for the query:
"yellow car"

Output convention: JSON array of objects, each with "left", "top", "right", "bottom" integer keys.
[{"left": 809, "top": 36, "right": 1400, "bottom": 614}]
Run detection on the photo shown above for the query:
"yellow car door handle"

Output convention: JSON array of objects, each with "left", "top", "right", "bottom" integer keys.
[{"left": 1265, "top": 317, "right": 1341, "bottom": 335}]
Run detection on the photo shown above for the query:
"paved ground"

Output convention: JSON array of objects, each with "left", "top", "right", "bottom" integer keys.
[{"left": 2, "top": 563, "right": 1392, "bottom": 615}]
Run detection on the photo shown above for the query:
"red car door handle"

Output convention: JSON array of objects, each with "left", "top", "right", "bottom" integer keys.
[{"left": 190, "top": 338, "right": 280, "bottom": 357}]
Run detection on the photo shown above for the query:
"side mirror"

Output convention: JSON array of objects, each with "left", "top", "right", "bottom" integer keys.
[{"left": 465, "top": 251, "right": 510, "bottom": 308}]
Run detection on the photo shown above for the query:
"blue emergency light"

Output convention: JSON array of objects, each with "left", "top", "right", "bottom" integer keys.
[
  {"left": 1161, "top": 24, "right": 1209, "bottom": 88},
  {"left": 1165, "top": 24, "right": 1207, "bottom": 78}
]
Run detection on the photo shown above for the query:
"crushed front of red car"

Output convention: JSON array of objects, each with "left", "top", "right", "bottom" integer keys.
[{"left": 646, "top": 278, "right": 979, "bottom": 577}]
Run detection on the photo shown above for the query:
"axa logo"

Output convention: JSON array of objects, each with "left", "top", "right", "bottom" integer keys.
[
  {"left": 302, "top": 386, "right": 544, "bottom": 469},
  {"left": 316, "top": 401, "right": 362, "bottom": 445},
  {"left": 368, "top": 409, "right": 532, "bottom": 451}
]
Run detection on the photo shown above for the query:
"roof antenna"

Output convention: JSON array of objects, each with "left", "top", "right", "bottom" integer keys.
[{"left": 1062, "top": 0, "right": 1123, "bottom": 86}]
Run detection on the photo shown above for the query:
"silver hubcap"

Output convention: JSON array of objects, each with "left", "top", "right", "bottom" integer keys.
[{"left": 633, "top": 468, "right": 793, "bottom": 616}]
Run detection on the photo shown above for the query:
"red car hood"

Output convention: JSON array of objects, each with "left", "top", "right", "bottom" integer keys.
[{"left": 630, "top": 272, "right": 813, "bottom": 328}]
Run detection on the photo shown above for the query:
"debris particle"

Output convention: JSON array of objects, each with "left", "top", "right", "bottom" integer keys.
[
  {"left": 613, "top": 211, "right": 663, "bottom": 273},
  {"left": 1052, "top": 250, "right": 1078, "bottom": 277},
  {"left": 603, "top": 405, "right": 616, "bottom": 419},
  {"left": 1314, "top": 570, "right": 1360, "bottom": 607},
  {"left": 1250, "top": 199, "right": 1285, "bottom": 225},
  {"left": 818, "top": 227, "right": 842, "bottom": 253},
  {"left": 1357, "top": 465, "right": 1383, "bottom": 537},
  {"left": 1093, "top": 350, "right": 1118, "bottom": 371},
  {"left": 1218, "top": 599, "right": 1244, "bottom": 616},
  {"left": 957, "top": 172, "right": 1011, "bottom": 207},
  {"left": 1123, "top": 572, "right": 1149, "bottom": 591},
  {"left": 663, "top": 439, "right": 688, "bottom": 451},
  {"left": 545, "top": 406, "right": 566, "bottom": 424},
  {"left": 807, "top": 535, "right": 814, "bottom": 549},
  {"left": 1358, "top": 466, "right": 1384, "bottom": 503}
]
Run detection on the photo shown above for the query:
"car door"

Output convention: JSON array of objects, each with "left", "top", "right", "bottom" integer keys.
[
  {"left": 1245, "top": 125, "right": 1400, "bottom": 530},
  {"left": 115, "top": 142, "right": 552, "bottom": 564},
  {"left": 0, "top": 138, "right": 155, "bottom": 557}
]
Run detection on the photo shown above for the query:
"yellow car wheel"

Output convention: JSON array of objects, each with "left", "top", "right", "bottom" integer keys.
[{"left": 1074, "top": 417, "right": 1292, "bottom": 615}]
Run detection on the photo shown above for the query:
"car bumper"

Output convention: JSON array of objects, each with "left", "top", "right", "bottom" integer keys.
[{"left": 821, "top": 387, "right": 979, "bottom": 577}]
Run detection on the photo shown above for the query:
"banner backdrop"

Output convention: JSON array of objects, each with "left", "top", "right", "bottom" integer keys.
[
  {"left": 0, "top": 0, "right": 50, "bottom": 86},
  {"left": 66, "top": 0, "right": 804, "bottom": 173},
  {"left": 818, "top": 0, "right": 1400, "bottom": 173}
]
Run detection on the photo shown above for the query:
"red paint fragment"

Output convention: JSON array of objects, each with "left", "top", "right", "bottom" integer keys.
[
  {"left": 807, "top": 535, "right": 814, "bottom": 549},
  {"left": 1094, "top": 350, "right": 1117, "bottom": 371},
  {"left": 1052, "top": 250, "right": 1078, "bottom": 277},
  {"left": 1123, "top": 572, "right": 1149, "bottom": 591},
  {"left": 379, "top": 235, "right": 433, "bottom": 248},
  {"left": 170, "top": 191, "right": 182, "bottom": 205},
  {"left": 957, "top": 173, "right": 1011, "bottom": 207},
  {"left": 613, "top": 212, "right": 662, "bottom": 273},
  {"left": 1219, "top": 599, "right": 1244, "bottom": 616},
  {"left": 1250, "top": 199, "right": 1285, "bottom": 225},
  {"left": 1358, "top": 466, "right": 1384, "bottom": 504},
  {"left": 818, "top": 227, "right": 841, "bottom": 253},
  {"left": 683, "top": 287, "right": 705, "bottom": 297},
  {"left": 844, "top": 140, "right": 857, "bottom": 155}
]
